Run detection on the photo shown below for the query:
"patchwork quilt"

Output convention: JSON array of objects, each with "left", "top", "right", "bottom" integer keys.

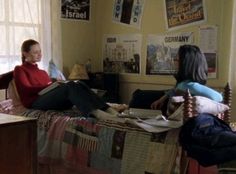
[{"left": 22, "top": 109, "right": 182, "bottom": 174}]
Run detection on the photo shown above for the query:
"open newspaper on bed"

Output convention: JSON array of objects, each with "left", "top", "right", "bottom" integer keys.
[{"left": 97, "top": 105, "right": 184, "bottom": 133}]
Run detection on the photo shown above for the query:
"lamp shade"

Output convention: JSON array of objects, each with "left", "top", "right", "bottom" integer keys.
[{"left": 68, "top": 64, "right": 89, "bottom": 80}]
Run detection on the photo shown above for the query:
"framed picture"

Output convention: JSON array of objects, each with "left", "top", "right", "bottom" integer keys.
[{"left": 61, "top": 0, "right": 90, "bottom": 21}]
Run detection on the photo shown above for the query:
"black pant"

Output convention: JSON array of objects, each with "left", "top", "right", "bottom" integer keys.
[{"left": 32, "top": 81, "right": 109, "bottom": 116}]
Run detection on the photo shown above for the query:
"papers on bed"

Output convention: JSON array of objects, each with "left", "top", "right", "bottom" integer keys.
[
  {"left": 97, "top": 105, "right": 184, "bottom": 133},
  {"left": 118, "top": 108, "right": 162, "bottom": 119},
  {"left": 122, "top": 105, "right": 184, "bottom": 133}
]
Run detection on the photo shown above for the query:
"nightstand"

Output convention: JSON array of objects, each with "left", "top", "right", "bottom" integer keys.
[
  {"left": 0, "top": 113, "right": 37, "bottom": 174},
  {"left": 82, "top": 72, "right": 120, "bottom": 103}
]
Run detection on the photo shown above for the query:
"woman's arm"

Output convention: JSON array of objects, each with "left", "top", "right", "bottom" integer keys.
[
  {"left": 150, "top": 94, "right": 168, "bottom": 110},
  {"left": 176, "top": 81, "right": 223, "bottom": 102}
]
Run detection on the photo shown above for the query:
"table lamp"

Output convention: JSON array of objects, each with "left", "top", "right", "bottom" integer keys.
[{"left": 68, "top": 63, "right": 89, "bottom": 80}]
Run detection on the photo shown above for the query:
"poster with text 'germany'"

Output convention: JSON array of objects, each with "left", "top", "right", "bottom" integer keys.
[{"left": 146, "top": 32, "right": 193, "bottom": 75}]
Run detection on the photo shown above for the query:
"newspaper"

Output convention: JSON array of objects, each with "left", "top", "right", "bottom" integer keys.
[
  {"left": 95, "top": 106, "right": 184, "bottom": 133},
  {"left": 119, "top": 108, "right": 162, "bottom": 119},
  {"left": 124, "top": 105, "right": 184, "bottom": 133}
]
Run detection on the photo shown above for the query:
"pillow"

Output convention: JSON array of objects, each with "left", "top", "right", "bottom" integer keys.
[
  {"left": 0, "top": 99, "right": 13, "bottom": 114},
  {"left": 168, "top": 96, "right": 229, "bottom": 116},
  {"left": 6, "top": 80, "right": 26, "bottom": 114},
  {"left": 193, "top": 96, "right": 229, "bottom": 116},
  {"left": 7, "top": 80, "right": 21, "bottom": 105},
  {"left": 48, "top": 59, "right": 66, "bottom": 80}
]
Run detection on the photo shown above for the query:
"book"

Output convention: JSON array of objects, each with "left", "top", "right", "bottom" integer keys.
[
  {"left": 91, "top": 88, "right": 107, "bottom": 97},
  {"left": 38, "top": 81, "right": 68, "bottom": 95}
]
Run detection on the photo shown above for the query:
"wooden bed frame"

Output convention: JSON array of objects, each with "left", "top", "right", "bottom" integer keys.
[{"left": 183, "top": 83, "right": 232, "bottom": 124}]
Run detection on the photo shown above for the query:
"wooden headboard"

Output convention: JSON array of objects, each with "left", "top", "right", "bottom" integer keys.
[
  {"left": 0, "top": 71, "right": 13, "bottom": 99},
  {"left": 0, "top": 71, "right": 13, "bottom": 90}
]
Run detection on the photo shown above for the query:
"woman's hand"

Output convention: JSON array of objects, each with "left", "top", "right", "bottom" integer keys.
[{"left": 150, "top": 95, "right": 167, "bottom": 110}]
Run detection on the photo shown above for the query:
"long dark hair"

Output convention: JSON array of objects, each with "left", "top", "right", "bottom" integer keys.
[
  {"left": 21, "top": 39, "right": 39, "bottom": 63},
  {"left": 175, "top": 45, "right": 208, "bottom": 85}
]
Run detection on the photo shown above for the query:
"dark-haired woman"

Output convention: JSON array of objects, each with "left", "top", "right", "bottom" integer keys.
[
  {"left": 13, "top": 39, "right": 118, "bottom": 118},
  {"left": 150, "top": 44, "right": 222, "bottom": 110}
]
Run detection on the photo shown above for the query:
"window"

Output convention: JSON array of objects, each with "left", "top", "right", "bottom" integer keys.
[{"left": 0, "top": 0, "right": 51, "bottom": 74}]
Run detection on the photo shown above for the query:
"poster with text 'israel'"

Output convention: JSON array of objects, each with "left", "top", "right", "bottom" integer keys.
[{"left": 61, "top": 0, "right": 90, "bottom": 21}]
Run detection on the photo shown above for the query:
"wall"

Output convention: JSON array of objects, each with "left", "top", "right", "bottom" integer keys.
[
  {"left": 61, "top": 0, "right": 97, "bottom": 76},
  {"left": 93, "top": 0, "right": 233, "bottom": 104},
  {"left": 0, "top": 90, "right": 5, "bottom": 100},
  {"left": 61, "top": 0, "right": 234, "bottom": 119}
]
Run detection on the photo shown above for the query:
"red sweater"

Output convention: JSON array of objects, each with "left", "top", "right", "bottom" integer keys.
[{"left": 14, "top": 62, "right": 52, "bottom": 108}]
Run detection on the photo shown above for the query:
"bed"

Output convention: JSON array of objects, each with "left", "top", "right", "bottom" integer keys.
[{"left": 0, "top": 71, "right": 235, "bottom": 174}]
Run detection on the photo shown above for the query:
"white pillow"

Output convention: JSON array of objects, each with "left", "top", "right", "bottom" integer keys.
[
  {"left": 168, "top": 96, "right": 229, "bottom": 116},
  {"left": 193, "top": 96, "right": 229, "bottom": 116}
]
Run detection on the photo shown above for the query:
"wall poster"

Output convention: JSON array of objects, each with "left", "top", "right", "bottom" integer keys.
[
  {"left": 103, "top": 34, "right": 142, "bottom": 74},
  {"left": 199, "top": 25, "right": 218, "bottom": 78},
  {"left": 61, "top": 0, "right": 90, "bottom": 21},
  {"left": 146, "top": 32, "right": 193, "bottom": 75},
  {"left": 164, "top": 0, "right": 206, "bottom": 30},
  {"left": 112, "top": 0, "right": 145, "bottom": 28}
]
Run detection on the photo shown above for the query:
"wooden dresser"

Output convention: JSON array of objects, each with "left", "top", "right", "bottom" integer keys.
[{"left": 0, "top": 113, "right": 37, "bottom": 174}]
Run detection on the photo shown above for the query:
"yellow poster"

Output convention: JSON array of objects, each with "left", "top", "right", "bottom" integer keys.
[{"left": 165, "top": 0, "right": 206, "bottom": 30}]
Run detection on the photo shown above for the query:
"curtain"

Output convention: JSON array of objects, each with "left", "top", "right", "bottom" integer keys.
[
  {"left": 50, "top": 0, "right": 63, "bottom": 71},
  {"left": 41, "top": 0, "right": 52, "bottom": 70},
  {"left": 0, "top": 0, "right": 52, "bottom": 73}
]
